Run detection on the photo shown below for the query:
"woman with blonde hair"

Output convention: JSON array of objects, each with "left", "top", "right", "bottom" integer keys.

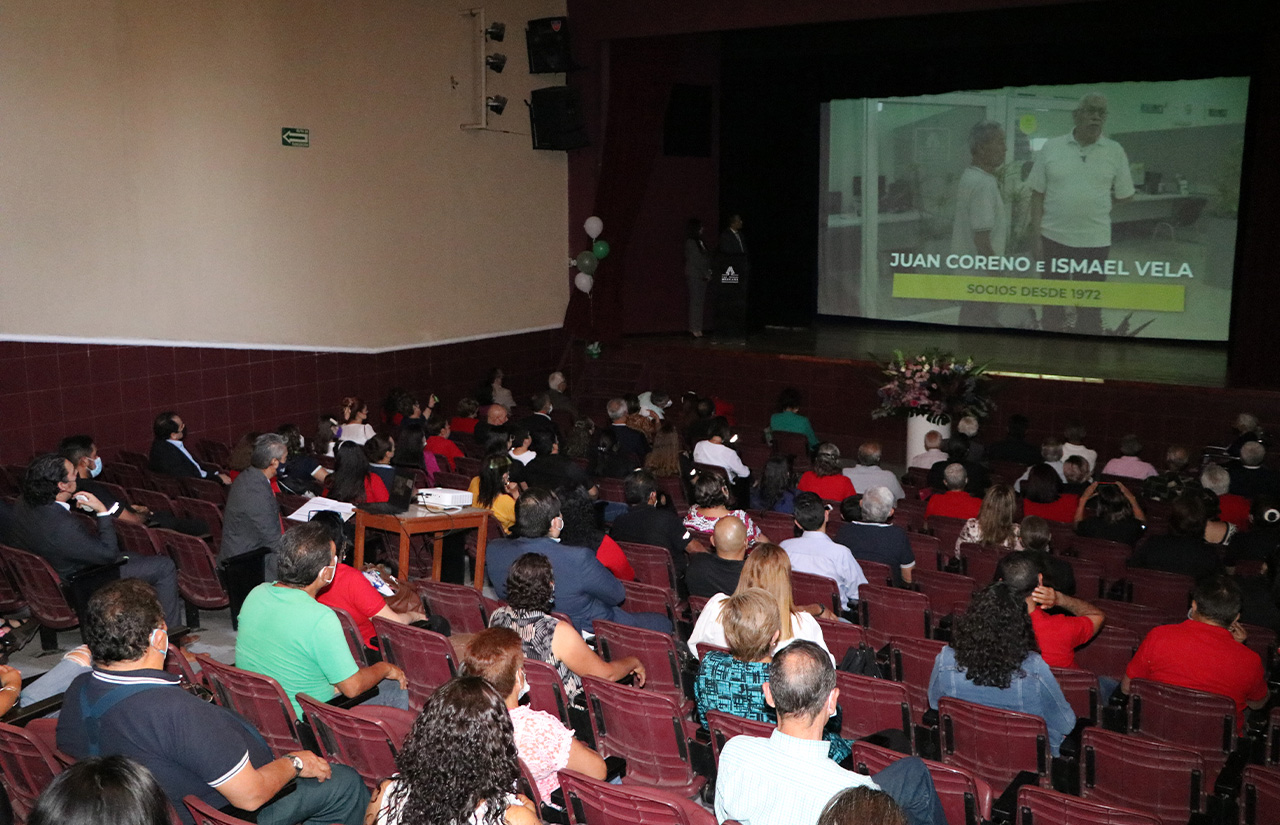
[
  {"left": 956, "top": 483, "right": 1022, "bottom": 554},
  {"left": 686, "top": 543, "right": 833, "bottom": 659},
  {"left": 643, "top": 421, "right": 683, "bottom": 477}
]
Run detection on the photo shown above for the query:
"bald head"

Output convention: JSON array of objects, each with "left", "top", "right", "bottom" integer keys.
[
  {"left": 712, "top": 516, "right": 748, "bottom": 560},
  {"left": 486, "top": 405, "right": 508, "bottom": 426}
]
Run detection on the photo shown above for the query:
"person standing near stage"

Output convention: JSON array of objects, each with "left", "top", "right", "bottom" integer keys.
[
  {"left": 685, "top": 218, "right": 712, "bottom": 338},
  {"left": 1028, "top": 93, "right": 1135, "bottom": 335},
  {"left": 951, "top": 121, "right": 1011, "bottom": 328}
]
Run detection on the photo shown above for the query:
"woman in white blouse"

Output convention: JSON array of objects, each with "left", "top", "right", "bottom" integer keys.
[{"left": 336, "top": 396, "right": 376, "bottom": 445}]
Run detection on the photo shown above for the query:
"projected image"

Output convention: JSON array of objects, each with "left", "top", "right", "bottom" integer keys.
[{"left": 817, "top": 78, "right": 1249, "bottom": 340}]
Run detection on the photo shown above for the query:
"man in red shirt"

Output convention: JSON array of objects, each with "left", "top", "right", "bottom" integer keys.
[
  {"left": 425, "top": 415, "right": 464, "bottom": 471},
  {"left": 924, "top": 464, "right": 982, "bottom": 521},
  {"left": 996, "top": 553, "right": 1103, "bottom": 669},
  {"left": 1122, "top": 575, "right": 1268, "bottom": 729}
]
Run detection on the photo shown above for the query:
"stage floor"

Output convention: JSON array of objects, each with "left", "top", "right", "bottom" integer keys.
[{"left": 632, "top": 319, "right": 1229, "bottom": 388}]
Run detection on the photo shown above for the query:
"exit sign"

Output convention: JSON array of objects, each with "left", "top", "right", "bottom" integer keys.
[{"left": 281, "top": 128, "right": 310, "bottom": 147}]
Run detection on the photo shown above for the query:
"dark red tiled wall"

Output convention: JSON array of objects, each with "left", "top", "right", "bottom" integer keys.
[
  {"left": 618, "top": 342, "right": 1280, "bottom": 469},
  {"left": 0, "top": 329, "right": 567, "bottom": 465}
]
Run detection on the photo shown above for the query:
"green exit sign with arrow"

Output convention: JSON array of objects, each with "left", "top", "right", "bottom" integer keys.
[{"left": 281, "top": 128, "right": 310, "bottom": 147}]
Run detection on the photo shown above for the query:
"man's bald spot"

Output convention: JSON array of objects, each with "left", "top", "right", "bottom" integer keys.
[
  {"left": 487, "top": 405, "right": 508, "bottom": 425},
  {"left": 713, "top": 516, "right": 748, "bottom": 558}
]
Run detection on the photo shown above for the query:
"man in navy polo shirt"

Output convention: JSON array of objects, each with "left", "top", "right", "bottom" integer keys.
[{"left": 57, "top": 579, "right": 367, "bottom": 825}]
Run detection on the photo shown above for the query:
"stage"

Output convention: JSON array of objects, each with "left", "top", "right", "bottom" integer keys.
[{"left": 628, "top": 319, "right": 1230, "bottom": 388}]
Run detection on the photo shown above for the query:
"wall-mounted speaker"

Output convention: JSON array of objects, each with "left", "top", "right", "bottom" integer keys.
[
  {"left": 528, "top": 86, "right": 588, "bottom": 151},
  {"left": 526, "top": 17, "right": 571, "bottom": 74}
]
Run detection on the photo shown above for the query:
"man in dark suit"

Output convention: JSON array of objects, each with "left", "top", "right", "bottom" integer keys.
[
  {"left": 609, "top": 469, "right": 704, "bottom": 576},
  {"left": 8, "top": 453, "right": 184, "bottom": 629},
  {"left": 1228, "top": 442, "right": 1280, "bottom": 501},
  {"left": 148, "top": 411, "right": 231, "bottom": 483},
  {"left": 606, "top": 398, "right": 649, "bottom": 465},
  {"left": 60, "top": 435, "right": 207, "bottom": 536},
  {"left": 484, "top": 488, "right": 670, "bottom": 634},
  {"left": 521, "top": 391, "right": 561, "bottom": 443}
]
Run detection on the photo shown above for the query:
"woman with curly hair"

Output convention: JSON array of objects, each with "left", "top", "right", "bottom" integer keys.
[
  {"left": 368, "top": 675, "right": 538, "bottom": 825},
  {"left": 927, "top": 582, "right": 1075, "bottom": 755},
  {"left": 956, "top": 484, "right": 1022, "bottom": 554},
  {"left": 797, "top": 442, "right": 856, "bottom": 502}
]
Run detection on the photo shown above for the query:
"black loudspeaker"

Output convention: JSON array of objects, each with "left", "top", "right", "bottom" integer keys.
[
  {"left": 529, "top": 86, "right": 588, "bottom": 151},
  {"left": 664, "top": 84, "right": 713, "bottom": 157},
  {"left": 526, "top": 17, "right": 571, "bottom": 74}
]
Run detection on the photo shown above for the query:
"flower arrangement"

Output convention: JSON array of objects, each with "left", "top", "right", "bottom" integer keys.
[{"left": 872, "top": 348, "right": 994, "bottom": 425}]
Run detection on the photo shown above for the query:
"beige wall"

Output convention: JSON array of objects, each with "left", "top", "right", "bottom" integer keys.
[{"left": 0, "top": 0, "right": 567, "bottom": 351}]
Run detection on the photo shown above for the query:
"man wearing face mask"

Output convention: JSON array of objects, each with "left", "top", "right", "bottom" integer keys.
[
  {"left": 235, "top": 522, "right": 411, "bottom": 716},
  {"left": 521, "top": 390, "right": 562, "bottom": 442},
  {"left": 220, "top": 434, "right": 289, "bottom": 579},
  {"left": 58, "top": 579, "right": 369, "bottom": 825},
  {"left": 9, "top": 453, "right": 184, "bottom": 630},
  {"left": 148, "top": 411, "right": 232, "bottom": 484},
  {"left": 60, "top": 435, "right": 208, "bottom": 536}
]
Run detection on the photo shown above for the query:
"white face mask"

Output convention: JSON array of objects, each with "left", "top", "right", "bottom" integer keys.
[
  {"left": 518, "top": 671, "right": 530, "bottom": 700},
  {"left": 90, "top": 457, "right": 103, "bottom": 478}
]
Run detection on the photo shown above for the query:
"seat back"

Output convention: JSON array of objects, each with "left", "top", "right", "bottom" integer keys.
[
  {"left": 857, "top": 558, "right": 895, "bottom": 588},
  {"left": 771, "top": 431, "right": 811, "bottom": 472},
  {"left": 156, "top": 529, "right": 229, "bottom": 610},
  {"left": 113, "top": 518, "right": 166, "bottom": 557},
  {"left": 0, "top": 543, "right": 79, "bottom": 629},
  {"left": 0, "top": 550, "right": 27, "bottom": 614},
  {"left": 1080, "top": 727, "right": 1205, "bottom": 822},
  {"left": 913, "top": 569, "right": 977, "bottom": 620},
  {"left": 1070, "top": 538, "right": 1132, "bottom": 589},
  {"left": 195, "top": 439, "right": 232, "bottom": 467},
  {"left": 330, "top": 606, "right": 369, "bottom": 667},
  {"left": 815, "top": 617, "right": 863, "bottom": 663},
  {"left": 1124, "top": 568, "right": 1194, "bottom": 613},
  {"left": 581, "top": 676, "right": 704, "bottom": 796},
  {"left": 791, "top": 571, "right": 841, "bottom": 614},
  {"left": 104, "top": 462, "right": 147, "bottom": 490},
  {"left": 181, "top": 477, "right": 227, "bottom": 505},
  {"left": 1241, "top": 623, "right": 1277, "bottom": 672},
  {"left": 0, "top": 721, "right": 64, "bottom": 822},
  {"left": 927, "top": 516, "right": 968, "bottom": 555},
  {"left": 907, "top": 532, "right": 943, "bottom": 571},
  {"left": 938, "top": 696, "right": 1051, "bottom": 788},
  {"left": 834, "top": 671, "right": 912, "bottom": 743},
  {"left": 523, "top": 657, "right": 572, "bottom": 728},
  {"left": 1066, "top": 556, "right": 1105, "bottom": 600},
  {"left": 859, "top": 584, "right": 931, "bottom": 640},
  {"left": 1241, "top": 764, "right": 1280, "bottom": 825},
  {"left": 175, "top": 497, "right": 224, "bottom": 546},
  {"left": 956, "top": 542, "right": 1003, "bottom": 585},
  {"left": 454, "top": 456, "right": 482, "bottom": 479},
  {"left": 372, "top": 616, "right": 458, "bottom": 710},
  {"left": 621, "top": 579, "right": 680, "bottom": 629},
  {"left": 1073, "top": 624, "right": 1141, "bottom": 682},
  {"left": 1049, "top": 667, "right": 1099, "bottom": 725},
  {"left": 597, "top": 477, "right": 627, "bottom": 504},
  {"left": 1127, "top": 678, "right": 1236, "bottom": 778},
  {"left": 1016, "top": 785, "right": 1162, "bottom": 825},
  {"left": 616, "top": 542, "right": 680, "bottom": 592},
  {"left": 297, "top": 693, "right": 405, "bottom": 791},
  {"left": 752, "top": 511, "right": 797, "bottom": 541},
  {"left": 1096, "top": 599, "right": 1174, "bottom": 639},
  {"left": 851, "top": 740, "right": 994, "bottom": 825},
  {"left": 889, "top": 635, "right": 946, "bottom": 723},
  {"left": 558, "top": 768, "right": 716, "bottom": 825},
  {"left": 119, "top": 450, "right": 150, "bottom": 470},
  {"left": 592, "top": 619, "right": 687, "bottom": 705},
  {"left": 414, "top": 579, "right": 487, "bottom": 634},
  {"left": 704, "top": 710, "right": 776, "bottom": 768},
  {"left": 432, "top": 471, "right": 471, "bottom": 491},
  {"left": 194, "top": 654, "right": 303, "bottom": 756},
  {"left": 185, "top": 794, "right": 256, "bottom": 825}
]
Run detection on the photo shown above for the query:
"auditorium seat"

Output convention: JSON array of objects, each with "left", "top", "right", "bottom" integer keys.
[
  {"left": 0, "top": 553, "right": 26, "bottom": 617},
  {"left": 694, "top": 642, "right": 729, "bottom": 660},
  {"left": 687, "top": 594, "right": 709, "bottom": 623},
  {"left": 432, "top": 471, "right": 470, "bottom": 491},
  {"left": 617, "top": 541, "right": 681, "bottom": 595},
  {"left": 0, "top": 543, "right": 87, "bottom": 651},
  {"left": 926, "top": 516, "right": 967, "bottom": 556},
  {"left": 1073, "top": 624, "right": 1141, "bottom": 683},
  {"left": 298, "top": 692, "right": 415, "bottom": 791},
  {"left": 815, "top": 616, "right": 863, "bottom": 663},
  {"left": 955, "top": 542, "right": 1003, "bottom": 586},
  {"left": 912, "top": 569, "right": 977, "bottom": 631},
  {"left": 705, "top": 710, "right": 775, "bottom": 767},
  {"left": 889, "top": 635, "right": 946, "bottom": 725},
  {"left": 792, "top": 571, "right": 841, "bottom": 615},
  {"left": 558, "top": 767, "right": 716, "bottom": 825},
  {"left": 906, "top": 532, "right": 943, "bottom": 571},
  {"left": 859, "top": 584, "right": 931, "bottom": 640},
  {"left": 1065, "top": 555, "right": 1104, "bottom": 600},
  {"left": 752, "top": 510, "right": 797, "bottom": 541},
  {"left": 851, "top": 740, "right": 994, "bottom": 825},
  {"left": 620, "top": 579, "right": 682, "bottom": 630},
  {"left": 857, "top": 558, "right": 895, "bottom": 588},
  {"left": 771, "top": 431, "right": 811, "bottom": 473},
  {"left": 1015, "top": 784, "right": 1161, "bottom": 825},
  {"left": 195, "top": 654, "right": 310, "bottom": 756},
  {"left": 0, "top": 720, "right": 65, "bottom": 823},
  {"left": 1079, "top": 727, "right": 1206, "bottom": 823},
  {"left": 1123, "top": 568, "right": 1194, "bottom": 614},
  {"left": 894, "top": 498, "right": 927, "bottom": 532},
  {"left": 524, "top": 657, "right": 574, "bottom": 730},
  {"left": 1126, "top": 678, "right": 1236, "bottom": 784},
  {"left": 331, "top": 606, "right": 370, "bottom": 667},
  {"left": 175, "top": 496, "right": 223, "bottom": 546},
  {"left": 592, "top": 619, "right": 692, "bottom": 708},
  {"left": 1240, "top": 622, "right": 1276, "bottom": 672},
  {"left": 596, "top": 477, "right": 626, "bottom": 504},
  {"left": 454, "top": 456, "right": 481, "bottom": 479},
  {"left": 580, "top": 676, "right": 705, "bottom": 799},
  {"left": 413, "top": 579, "right": 488, "bottom": 634},
  {"left": 372, "top": 616, "right": 458, "bottom": 710},
  {"left": 834, "top": 671, "right": 914, "bottom": 745},
  {"left": 181, "top": 476, "right": 227, "bottom": 506},
  {"left": 938, "top": 696, "right": 1051, "bottom": 788},
  {"left": 157, "top": 528, "right": 229, "bottom": 630},
  {"left": 1241, "top": 764, "right": 1280, "bottom": 825},
  {"left": 127, "top": 486, "right": 178, "bottom": 518},
  {"left": 1096, "top": 599, "right": 1173, "bottom": 638},
  {"left": 1049, "top": 667, "right": 1099, "bottom": 726},
  {"left": 1069, "top": 538, "right": 1132, "bottom": 591},
  {"left": 113, "top": 518, "right": 166, "bottom": 557},
  {"left": 118, "top": 450, "right": 150, "bottom": 471},
  {"left": 145, "top": 471, "right": 186, "bottom": 501},
  {"left": 1269, "top": 706, "right": 1280, "bottom": 765}
]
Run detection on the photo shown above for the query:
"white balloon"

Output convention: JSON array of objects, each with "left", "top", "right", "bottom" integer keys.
[
  {"left": 574, "top": 272, "right": 594, "bottom": 293},
  {"left": 584, "top": 216, "right": 604, "bottom": 240}
]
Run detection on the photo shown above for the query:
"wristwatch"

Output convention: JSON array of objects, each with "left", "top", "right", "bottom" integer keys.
[{"left": 288, "top": 755, "right": 305, "bottom": 776}]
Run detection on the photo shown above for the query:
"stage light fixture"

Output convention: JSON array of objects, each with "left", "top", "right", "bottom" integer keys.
[
  {"left": 486, "top": 95, "right": 508, "bottom": 116},
  {"left": 485, "top": 22, "right": 505, "bottom": 42},
  {"left": 486, "top": 53, "right": 507, "bottom": 73}
]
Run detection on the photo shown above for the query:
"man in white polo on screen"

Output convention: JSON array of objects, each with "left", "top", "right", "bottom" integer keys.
[{"left": 1028, "top": 93, "right": 1135, "bottom": 335}]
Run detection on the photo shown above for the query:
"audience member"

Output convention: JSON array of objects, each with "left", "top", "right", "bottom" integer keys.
[
  {"left": 684, "top": 472, "right": 770, "bottom": 544},
  {"left": 558, "top": 485, "right": 634, "bottom": 581},
  {"left": 908, "top": 430, "right": 948, "bottom": 471},
  {"left": 1015, "top": 438, "right": 1066, "bottom": 490},
  {"left": 28, "top": 755, "right": 173, "bottom": 825},
  {"left": 588, "top": 428, "right": 635, "bottom": 479},
  {"left": 60, "top": 434, "right": 206, "bottom": 535},
  {"left": 336, "top": 396, "right": 375, "bottom": 445},
  {"left": 996, "top": 553, "right": 1103, "bottom": 670},
  {"left": 956, "top": 415, "right": 984, "bottom": 463},
  {"left": 1101, "top": 434, "right": 1157, "bottom": 480},
  {"left": 693, "top": 417, "right": 749, "bottom": 482},
  {"left": 474, "top": 403, "right": 511, "bottom": 446},
  {"left": 1060, "top": 454, "right": 1092, "bottom": 495},
  {"left": 507, "top": 424, "right": 536, "bottom": 467},
  {"left": 475, "top": 367, "right": 515, "bottom": 411},
  {"left": 10, "top": 453, "right": 184, "bottom": 629},
  {"left": 484, "top": 489, "right": 670, "bottom": 633},
  {"left": 235, "top": 522, "right": 410, "bottom": 715},
  {"left": 363, "top": 433, "right": 397, "bottom": 491},
  {"left": 985, "top": 414, "right": 1041, "bottom": 466},
  {"left": 716, "top": 641, "right": 946, "bottom": 825},
  {"left": 57, "top": 580, "right": 367, "bottom": 825},
  {"left": 523, "top": 391, "right": 561, "bottom": 440},
  {"left": 546, "top": 371, "right": 578, "bottom": 418},
  {"left": 1020, "top": 463, "right": 1078, "bottom": 523},
  {"left": 1015, "top": 516, "right": 1077, "bottom": 596},
  {"left": 489, "top": 553, "right": 645, "bottom": 705},
  {"left": 605, "top": 397, "right": 650, "bottom": 463},
  {"left": 1227, "top": 412, "right": 1265, "bottom": 458},
  {"left": 770, "top": 387, "right": 819, "bottom": 448},
  {"left": 220, "top": 434, "right": 287, "bottom": 578},
  {"left": 926, "top": 434, "right": 989, "bottom": 495},
  {"left": 1225, "top": 496, "right": 1280, "bottom": 574},
  {"left": 843, "top": 442, "right": 906, "bottom": 502},
  {"left": 277, "top": 423, "right": 329, "bottom": 493},
  {"left": 1122, "top": 575, "right": 1268, "bottom": 730},
  {"left": 469, "top": 455, "right": 519, "bottom": 535},
  {"left": 314, "top": 414, "right": 339, "bottom": 459},
  {"left": 622, "top": 393, "right": 659, "bottom": 444},
  {"left": 1074, "top": 481, "right": 1145, "bottom": 545},
  {"left": 782, "top": 492, "right": 867, "bottom": 613},
  {"left": 751, "top": 456, "right": 798, "bottom": 514},
  {"left": 956, "top": 484, "right": 1022, "bottom": 553},
  {"left": 1200, "top": 463, "right": 1249, "bottom": 532},
  {"left": 424, "top": 415, "right": 464, "bottom": 471},
  {"left": 610, "top": 469, "right": 702, "bottom": 574},
  {"left": 326, "top": 440, "right": 388, "bottom": 505},
  {"left": 460, "top": 628, "right": 607, "bottom": 802},
  {"left": 148, "top": 411, "right": 230, "bottom": 483},
  {"left": 637, "top": 390, "right": 672, "bottom": 420},
  {"left": 1128, "top": 493, "right": 1221, "bottom": 579},
  {"left": 798, "top": 443, "right": 857, "bottom": 501},
  {"left": 928, "top": 582, "right": 1076, "bottom": 755},
  {"left": 686, "top": 516, "right": 748, "bottom": 598},
  {"left": 643, "top": 421, "right": 683, "bottom": 477},
  {"left": 925, "top": 464, "right": 982, "bottom": 521},
  {"left": 523, "top": 431, "right": 597, "bottom": 496},
  {"left": 1142, "top": 445, "right": 1198, "bottom": 501},
  {"left": 818, "top": 787, "right": 908, "bottom": 825},
  {"left": 1061, "top": 422, "right": 1097, "bottom": 473},
  {"left": 836, "top": 487, "right": 915, "bottom": 585},
  {"left": 685, "top": 396, "right": 717, "bottom": 447},
  {"left": 1229, "top": 441, "right": 1280, "bottom": 500},
  {"left": 450, "top": 397, "right": 480, "bottom": 436},
  {"left": 367, "top": 676, "right": 538, "bottom": 825}
]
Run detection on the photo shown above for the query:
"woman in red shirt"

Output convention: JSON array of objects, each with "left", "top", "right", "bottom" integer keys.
[
  {"left": 1020, "top": 463, "right": 1079, "bottom": 523},
  {"left": 327, "top": 440, "right": 389, "bottom": 505},
  {"left": 796, "top": 442, "right": 856, "bottom": 503}
]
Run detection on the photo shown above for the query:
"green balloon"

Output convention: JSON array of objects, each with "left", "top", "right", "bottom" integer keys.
[
  {"left": 592, "top": 239, "right": 611, "bottom": 260},
  {"left": 575, "top": 250, "right": 599, "bottom": 275}
]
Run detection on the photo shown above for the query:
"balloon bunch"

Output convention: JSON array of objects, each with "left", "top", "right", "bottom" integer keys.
[{"left": 570, "top": 216, "right": 610, "bottom": 293}]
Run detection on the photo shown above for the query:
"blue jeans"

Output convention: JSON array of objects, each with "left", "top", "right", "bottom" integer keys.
[
  {"left": 365, "top": 679, "right": 410, "bottom": 710},
  {"left": 872, "top": 757, "right": 947, "bottom": 825}
]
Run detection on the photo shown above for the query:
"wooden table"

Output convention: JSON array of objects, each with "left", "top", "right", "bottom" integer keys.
[{"left": 352, "top": 506, "right": 491, "bottom": 589}]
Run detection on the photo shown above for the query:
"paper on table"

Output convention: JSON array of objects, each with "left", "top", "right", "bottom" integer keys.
[{"left": 287, "top": 497, "right": 357, "bottom": 522}]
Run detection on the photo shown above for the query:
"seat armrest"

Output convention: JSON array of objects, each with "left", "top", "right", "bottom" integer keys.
[
  {"left": 328, "top": 687, "right": 380, "bottom": 709},
  {"left": 2, "top": 694, "right": 64, "bottom": 726}
]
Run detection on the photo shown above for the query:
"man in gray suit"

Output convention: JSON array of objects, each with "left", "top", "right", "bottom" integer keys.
[{"left": 220, "top": 434, "right": 287, "bottom": 579}]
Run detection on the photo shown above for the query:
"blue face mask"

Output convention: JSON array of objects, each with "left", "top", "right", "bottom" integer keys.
[{"left": 90, "top": 457, "right": 103, "bottom": 478}]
